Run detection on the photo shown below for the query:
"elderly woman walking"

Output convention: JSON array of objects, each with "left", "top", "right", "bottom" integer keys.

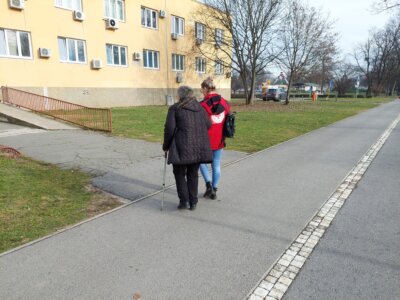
[{"left": 163, "top": 86, "right": 213, "bottom": 210}]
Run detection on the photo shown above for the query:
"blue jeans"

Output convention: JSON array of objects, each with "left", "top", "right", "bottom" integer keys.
[{"left": 200, "top": 149, "right": 223, "bottom": 188}]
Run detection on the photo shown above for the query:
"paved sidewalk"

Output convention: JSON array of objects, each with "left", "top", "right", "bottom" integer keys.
[
  {"left": 284, "top": 122, "right": 400, "bottom": 300},
  {"left": 0, "top": 100, "right": 399, "bottom": 299}
]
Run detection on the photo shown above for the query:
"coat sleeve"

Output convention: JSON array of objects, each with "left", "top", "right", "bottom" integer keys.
[
  {"left": 163, "top": 106, "right": 176, "bottom": 151},
  {"left": 202, "top": 109, "right": 212, "bottom": 129}
]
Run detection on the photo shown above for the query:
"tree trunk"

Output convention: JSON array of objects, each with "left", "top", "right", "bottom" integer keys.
[
  {"left": 240, "top": 73, "right": 250, "bottom": 105},
  {"left": 391, "top": 81, "right": 397, "bottom": 96},
  {"left": 248, "top": 69, "right": 257, "bottom": 105},
  {"left": 285, "top": 76, "right": 293, "bottom": 105}
]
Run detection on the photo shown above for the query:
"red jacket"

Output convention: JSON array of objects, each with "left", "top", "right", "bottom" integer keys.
[{"left": 201, "top": 93, "right": 230, "bottom": 150}]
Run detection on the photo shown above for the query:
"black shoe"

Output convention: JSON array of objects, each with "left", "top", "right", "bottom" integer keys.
[
  {"left": 177, "top": 202, "right": 189, "bottom": 210},
  {"left": 189, "top": 203, "right": 197, "bottom": 211},
  {"left": 203, "top": 182, "right": 213, "bottom": 198},
  {"left": 210, "top": 188, "right": 217, "bottom": 200}
]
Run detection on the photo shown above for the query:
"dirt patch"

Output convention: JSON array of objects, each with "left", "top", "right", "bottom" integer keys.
[
  {"left": 0, "top": 145, "right": 21, "bottom": 158},
  {"left": 85, "top": 185, "right": 124, "bottom": 217}
]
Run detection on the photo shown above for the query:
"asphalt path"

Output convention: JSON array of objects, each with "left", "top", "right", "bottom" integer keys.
[
  {"left": 284, "top": 115, "right": 400, "bottom": 300},
  {"left": 0, "top": 100, "right": 399, "bottom": 299}
]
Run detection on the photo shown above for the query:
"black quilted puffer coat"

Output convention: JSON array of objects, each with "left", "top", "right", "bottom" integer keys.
[{"left": 163, "top": 98, "right": 213, "bottom": 165}]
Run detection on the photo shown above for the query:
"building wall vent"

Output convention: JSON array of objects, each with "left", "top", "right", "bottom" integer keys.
[
  {"left": 9, "top": 0, "right": 25, "bottom": 10},
  {"left": 91, "top": 59, "right": 103, "bottom": 69},
  {"left": 39, "top": 48, "right": 51, "bottom": 58},
  {"left": 133, "top": 52, "right": 141, "bottom": 61},
  {"left": 74, "top": 10, "right": 85, "bottom": 21},
  {"left": 105, "top": 18, "right": 119, "bottom": 30}
]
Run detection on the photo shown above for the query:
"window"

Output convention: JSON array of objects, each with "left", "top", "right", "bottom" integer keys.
[
  {"left": 143, "top": 49, "right": 159, "bottom": 69},
  {"left": 171, "top": 16, "right": 184, "bottom": 35},
  {"left": 58, "top": 37, "right": 86, "bottom": 63},
  {"left": 141, "top": 7, "right": 157, "bottom": 29},
  {"left": 172, "top": 54, "right": 185, "bottom": 71},
  {"left": 104, "top": 0, "right": 125, "bottom": 21},
  {"left": 55, "top": 0, "right": 82, "bottom": 11},
  {"left": 195, "top": 57, "right": 206, "bottom": 73},
  {"left": 0, "top": 28, "right": 32, "bottom": 59},
  {"left": 215, "top": 60, "right": 223, "bottom": 75},
  {"left": 195, "top": 22, "right": 205, "bottom": 41},
  {"left": 215, "top": 28, "right": 224, "bottom": 46},
  {"left": 106, "top": 44, "right": 127, "bottom": 66}
]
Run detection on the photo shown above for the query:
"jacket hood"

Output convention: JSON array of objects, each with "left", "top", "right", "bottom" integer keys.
[
  {"left": 202, "top": 93, "right": 225, "bottom": 115},
  {"left": 178, "top": 98, "right": 202, "bottom": 112}
]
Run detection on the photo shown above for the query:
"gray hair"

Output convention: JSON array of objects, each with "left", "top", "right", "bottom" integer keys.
[{"left": 177, "top": 85, "right": 194, "bottom": 101}]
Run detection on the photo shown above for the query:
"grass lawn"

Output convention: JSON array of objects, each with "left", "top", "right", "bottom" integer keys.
[
  {"left": 112, "top": 97, "right": 394, "bottom": 153},
  {"left": 0, "top": 155, "right": 121, "bottom": 253}
]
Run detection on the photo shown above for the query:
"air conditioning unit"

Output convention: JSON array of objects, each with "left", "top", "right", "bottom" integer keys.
[
  {"left": 225, "top": 71, "right": 232, "bottom": 78},
  {"left": 159, "top": 10, "right": 166, "bottom": 18},
  {"left": 73, "top": 10, "right": 85, "bottom": 21},
  {"left": 171, "top": 33, "right": 178, "bottom": 40},
  {"left": 38, "top": 48, "right": 51, "bottom": 58},
  {"left": 91, "top": 59, "right": 103, "bottom": 69},
  {"left": 176, "top": 74, "right": 183, "bottom": 83},
  {"left": 9, "top": 0, "right": 25, "bottom": 10},
  {"left": 195, "top": 38, "right": 203, "bottom": 45},
  {"left": 133, "top": 52, "right": 141, "bottom": 61},
  {"left": 105, "top": 18, "right": 119, "bottom": 30}
]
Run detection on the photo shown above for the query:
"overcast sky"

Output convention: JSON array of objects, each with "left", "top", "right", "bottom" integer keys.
[{"left": 307, "top": 0, "right": 391, "bottom": 56}]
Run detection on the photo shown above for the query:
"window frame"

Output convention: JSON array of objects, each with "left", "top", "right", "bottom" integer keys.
[
  {"left": 143, "top": 49, "right": 160, "bottom": 69},
  {"left": 215, "top": 28, "right": 224, "bottom": 46},
  {"left": 106, "top": 43, "right": 128, "bottom": 67},
  {"left": 172, "top": 54, "right": 185, "bottom": 71},
  {"left": 195, "top": 22, "right": 205, "bottom": 41},
  {"left": 141, "top": 7, "right": 158, "bottom": 29},
  {"left": 54, "top": 0, "right": 83, "bottom": 11},
  {"left": 171, "top": 16, "right": 185, "bottom": 36},
  {"left": 195, "top": 57, "right": 206, "bottom": 73},
  {"left": 58, "top": 37, "right": 87, "bottom": 64},
  {"left": 215, "top": 60, "right": 224, "bottom": 75},
  {"left": 0, "top": 28, "right": 33, "bottom": 59},
  {"left": 104, "top": 0, "right": 125, "bottom": 22}
]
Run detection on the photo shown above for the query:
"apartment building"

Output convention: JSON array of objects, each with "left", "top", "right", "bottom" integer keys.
[{"left": 0, "top": 0, "right": 231, "bottom": 107}]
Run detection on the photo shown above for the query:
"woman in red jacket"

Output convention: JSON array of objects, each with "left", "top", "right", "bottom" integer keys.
[{"left": 199, "top": 77, "right": 230, "bottom": 200}]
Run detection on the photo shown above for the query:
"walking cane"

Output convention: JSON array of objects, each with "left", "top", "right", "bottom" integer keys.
[{"left": 161, "top": 151, "right": 167, "bottom": 211}]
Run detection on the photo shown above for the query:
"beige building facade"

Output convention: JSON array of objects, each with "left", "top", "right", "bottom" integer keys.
[{"left": 0, "top": 0, "right": 231, "bottom": 107}]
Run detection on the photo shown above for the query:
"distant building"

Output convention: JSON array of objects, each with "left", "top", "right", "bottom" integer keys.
[
  {"left": 292, "top": 82, "right": 320, "bottom": 92},
  {"left": 0, "top": 0, "right": 231, "bottom": 107}
]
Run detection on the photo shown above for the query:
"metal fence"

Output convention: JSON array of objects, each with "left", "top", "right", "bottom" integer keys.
[{"left": 1, "top": 86, "right": 112, "bottom": 132}]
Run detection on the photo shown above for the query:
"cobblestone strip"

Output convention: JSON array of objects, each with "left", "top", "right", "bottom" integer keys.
[{"left": 247, "top": 114, "right": 400, "bottom": 300}]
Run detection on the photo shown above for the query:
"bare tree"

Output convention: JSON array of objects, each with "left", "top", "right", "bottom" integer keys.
[
  {"left": 353, "top": 35, "right": 374, "bottom": 97},
  {"left": 277, "top": 0, "right": 336, "bottom": 104},
  {"left": 353, "top": 13, "right": 400, "bottom": 97},
  {"left": 370, "top": 22, "right": 400, "bottom": 94},
  {"left": 332, "top": 63, "right": 356, "bottom": 97},
  {"left": 372, "top": 0, "right": 400, "bottom": 11},
  {"left": 192, "top": 0, "right": 283, "bottom": 104}
]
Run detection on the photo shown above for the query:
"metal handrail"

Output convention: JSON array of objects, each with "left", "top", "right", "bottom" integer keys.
[{"left": 1, "top": 86, "right": 112, "bottom": 132}]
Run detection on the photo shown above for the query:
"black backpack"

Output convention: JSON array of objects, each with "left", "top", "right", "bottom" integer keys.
[{"left": 223, "top": 112, "right": 236, "bottom": 138}]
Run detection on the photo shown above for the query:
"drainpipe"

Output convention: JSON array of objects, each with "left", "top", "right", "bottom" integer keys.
[{"left": 165, "top": 0, "right": 172, "bottom": 106}]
